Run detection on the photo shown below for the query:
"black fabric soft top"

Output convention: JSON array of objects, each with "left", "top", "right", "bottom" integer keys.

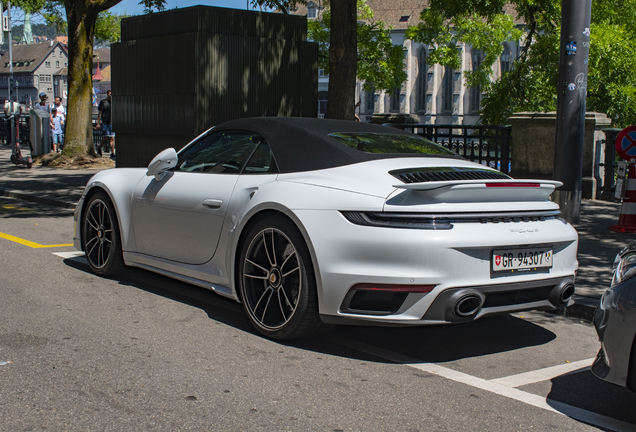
[{"left": 210, "top": 117, "right": 461, "bottom": 173}]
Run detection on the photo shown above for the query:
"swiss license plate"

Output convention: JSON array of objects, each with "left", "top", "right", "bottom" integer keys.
[{"left": 492, "top": 248, "right": 553, "bottom": 272}]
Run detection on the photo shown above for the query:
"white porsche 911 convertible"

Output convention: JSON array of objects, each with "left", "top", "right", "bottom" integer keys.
[{"left": 74, "top": 117, "right": 578, "bottom": 339}]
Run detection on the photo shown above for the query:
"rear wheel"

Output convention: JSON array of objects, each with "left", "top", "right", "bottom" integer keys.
[
  {"left": 238, "top": 215, "right": 326, "bottom": 340},
  {"left": 82, "top": 191, "right": 125, "bottom": 276}
]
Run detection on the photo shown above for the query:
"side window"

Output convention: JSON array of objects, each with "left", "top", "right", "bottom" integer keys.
[
  {"left": 175, "top": 130, "right": 262, "bottom": 174},
  {"left": 243, "top": 142, "right": 278, "bottom": 174}
]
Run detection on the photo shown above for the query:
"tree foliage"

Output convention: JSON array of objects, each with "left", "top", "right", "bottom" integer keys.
[
  {"left": 308, "top": 0, "right": 406, "bottom": 94},
  {"left": 404, "top": 0, "right": 636, "bottom": 127}
]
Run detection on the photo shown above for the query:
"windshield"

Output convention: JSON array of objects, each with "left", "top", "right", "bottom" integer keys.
[{"left": 329, "top": 132, "right": 456, "bottom": 156}]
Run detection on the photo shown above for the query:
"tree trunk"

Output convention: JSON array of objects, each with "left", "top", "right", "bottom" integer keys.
[
  {"left": 327, "top": 0, "right": 357, "bottom": 120},
  {"left": 63, "top": 1, "right": 102, "bottom": 156}
]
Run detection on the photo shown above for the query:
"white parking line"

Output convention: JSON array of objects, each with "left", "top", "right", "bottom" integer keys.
[
  {"left": 52, "top": 251, "right": 85, "bottom": 259},
  {"left": 490, "top": 358, "right": 593, "bottom": 387},
  {"left": 328, "top": 335, "right": 636, "bottom": 432}
]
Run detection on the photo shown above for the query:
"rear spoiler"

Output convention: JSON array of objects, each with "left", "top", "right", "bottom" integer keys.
[
  {"left": 392, "top": 179, "right": 563, "bottom": 191},
  {"left": 389, "top": 179, "right": 562, "bottom": 203}
]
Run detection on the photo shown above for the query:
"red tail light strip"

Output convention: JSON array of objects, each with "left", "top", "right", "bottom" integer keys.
[{"left": 485, "top": 183, "right": 541, "bottom": 188}]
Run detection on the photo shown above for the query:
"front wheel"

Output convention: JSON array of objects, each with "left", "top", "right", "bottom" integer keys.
[
  {"left": 238, "top": 215, "right": 326, "bottom": 340},
  {"left": 82, "top": 191, "right": 125, "bottom": 276}
]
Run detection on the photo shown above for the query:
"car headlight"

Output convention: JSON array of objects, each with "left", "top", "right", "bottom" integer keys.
[{"left": 612, "top": 250, "right": 636, "bottom": 286}]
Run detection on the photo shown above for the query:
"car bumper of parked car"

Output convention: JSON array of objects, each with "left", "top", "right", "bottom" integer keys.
[{"left": 292, "top": 210, "right": 579, "bottom": 325}]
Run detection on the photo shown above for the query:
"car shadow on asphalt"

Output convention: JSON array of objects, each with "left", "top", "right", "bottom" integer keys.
[
  {"left": 65, "top": 257, "right": 558, "bottom": 365},
  {"left": 545, "top": 369, "right": 636, "bottom": 425}
]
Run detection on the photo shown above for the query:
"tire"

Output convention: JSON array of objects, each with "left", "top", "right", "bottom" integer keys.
[
  {"left": 238, "top": 215, "right": 327, "bottom": 340},
  {"left": 82, "top": 191, "right": 125, "bottom": 276}
]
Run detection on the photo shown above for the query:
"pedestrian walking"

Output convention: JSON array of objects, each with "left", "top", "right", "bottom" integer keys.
[
  {"left": 50, "top": 108, "right": 63, "bottom": 153},
  {"left": 95, "top": 90, "right": 114, "bottom": 158}
]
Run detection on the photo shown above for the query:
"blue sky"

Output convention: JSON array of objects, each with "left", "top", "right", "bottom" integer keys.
[{"left": 110, "top": 0, "right": 265, "bottom": 16}]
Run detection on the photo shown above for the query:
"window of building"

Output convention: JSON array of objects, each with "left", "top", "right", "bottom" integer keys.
[
  {"left": 390, "top": 88, "right": 400, "bottom": 112},
  {"left": 307, "top": 2, "right": 317, "bottom": 18},
  {"left": 416, "top": 48, "right": 428, "bottom": 112},
  {"left": 442, "top": 66, "right": 454, "bottom": 114},
  {"left": 500, "top": 43, "right": 511, "bottom": 73},
  {"left": 45, "top": 61, "right": 50, "bottom": 67},
  {"left": 365, "top": 85, "right": 375, "bottom": 113},
  {"left": 318, "top": 90, "right": 328, "bottom": 116},
  {"left": 399, "top": 15, "right": 409, "bottom": 22},
  {"left": 318, "top": 69, "right": 328, "bottom": 78},
  {"left": 56, "top": 61, "right": 59, "bottom": 67},
  {"left": 470, "top": 48, "right": 483, "bottom": 113}
]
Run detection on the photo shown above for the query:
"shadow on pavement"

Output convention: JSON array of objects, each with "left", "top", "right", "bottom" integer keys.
[
  {"left": 64, "top": 256, "right": 557, "bottom": 364},
  {"left": 546, "top": 369, "right": 636, "bottom": 425},
  {"left": 0, "top": 196, "right": 74, "bottom": 218}
]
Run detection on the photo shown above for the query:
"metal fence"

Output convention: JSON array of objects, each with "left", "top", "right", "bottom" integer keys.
[
  {"left": 385, "top": 123, "right": 512, "bottom": 174},
  {"left": 0, "top": 114, "right": 106, "bottom": 150}
]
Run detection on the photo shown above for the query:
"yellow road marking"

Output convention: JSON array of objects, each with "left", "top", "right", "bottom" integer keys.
[{"left": 0, "top": 232, "right": 73, "bottom": 248}]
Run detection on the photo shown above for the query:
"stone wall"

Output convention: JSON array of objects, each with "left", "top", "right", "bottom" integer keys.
[{"left": 509, "top": 112, "right": 611, "bottom": 199}]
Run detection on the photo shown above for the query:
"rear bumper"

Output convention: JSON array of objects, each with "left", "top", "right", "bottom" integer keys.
[{"left": 294, "top": 209, "right": 578, "bottom": 326}]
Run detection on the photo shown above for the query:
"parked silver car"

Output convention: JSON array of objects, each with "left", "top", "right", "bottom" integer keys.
[{"left": 592, "top": 243, "right": 636, "bottom": 391}]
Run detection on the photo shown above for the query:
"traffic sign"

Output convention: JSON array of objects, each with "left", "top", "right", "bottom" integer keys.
[{"left": 615, "top": 126, "right": 636, "bottom": 160}]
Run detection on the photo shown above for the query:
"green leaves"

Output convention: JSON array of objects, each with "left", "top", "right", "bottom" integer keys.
[
  {"left": 307, "top": 0, "right": 407, "bottom": 93},
  {"left": 406, "top": 0, "right": 636, "bottom": 127},
  {"left": 357, "top": 20, "right": 406, "bottom": 92},
  {"left": 406, "top": 8, "right": 521, "bottom": 88},
  {"left": 94, "top": 10, "right": 126, "bottom": 43}
]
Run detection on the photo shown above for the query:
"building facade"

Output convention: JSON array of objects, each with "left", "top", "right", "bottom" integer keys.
[
  {"left": 298, "top": 0, "right": 520, "bottom": 125},
  {"left": 0, "top": 41, "right": 69, "bottom": 105}
]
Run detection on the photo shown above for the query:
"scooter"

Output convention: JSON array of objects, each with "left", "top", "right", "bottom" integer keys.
[{"left": 9, "top": 116, "right": 32, "bottom": 168}]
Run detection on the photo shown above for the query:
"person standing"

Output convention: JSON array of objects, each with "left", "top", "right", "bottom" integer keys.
[
  {"left": 51, "top": 96, "right": 65, "bottom": 121},
  {"left": 34, "top": 92, "right": 51, "bottom": 114},
  {"left": 50, "top": 107, "right": 63, "bottom": 153},
  {"left": 95, "top": 90, "right": 113, "bottom": 157},
  {"left": 51, "top": 96, "right": 66, "bottom": 150}
]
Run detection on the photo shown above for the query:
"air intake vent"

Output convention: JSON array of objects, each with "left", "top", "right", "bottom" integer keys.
[{"left": 390, "top": 167, "right": 511, "bottom": 184}]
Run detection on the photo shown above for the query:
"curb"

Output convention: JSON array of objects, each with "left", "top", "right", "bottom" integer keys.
[
  {"left": 561, "top": 301, "right": 597, "bottom": 321},
  {"left": 0, "top": 188, "right": 77, "bottom": 210}
]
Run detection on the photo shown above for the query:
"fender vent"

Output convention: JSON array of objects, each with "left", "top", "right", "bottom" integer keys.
[{"left": 391, "top": 167, "right": 510, "bottom": 184}]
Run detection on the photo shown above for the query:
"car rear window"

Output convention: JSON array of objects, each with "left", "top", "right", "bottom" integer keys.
[{"left": 329, "top": 132, "right": 456, "bottom": 156}]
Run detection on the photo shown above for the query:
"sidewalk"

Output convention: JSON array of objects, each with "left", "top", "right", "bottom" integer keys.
[{"left": 1, "top": 145, "right": 635, "bottom": 320}]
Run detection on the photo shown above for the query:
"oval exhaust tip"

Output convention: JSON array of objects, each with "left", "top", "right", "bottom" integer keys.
[
  {"left": 560, "top": 284, "right": 575, "bottom": 304},
  {"left": 455, "top": 294, "right": 483, "bottom": 317}
]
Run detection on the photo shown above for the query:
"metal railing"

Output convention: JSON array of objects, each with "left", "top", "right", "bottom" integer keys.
[
  {"left": 0, "top": 114, "right": 105, "bottom": 150},
  {"left": 385, "top": 123, "right": 512, "bottom": 174}
]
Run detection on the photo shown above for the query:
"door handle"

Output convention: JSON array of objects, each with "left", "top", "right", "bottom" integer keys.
[{"left": 202, "top": 199, "right": 223, "bottom": 209}]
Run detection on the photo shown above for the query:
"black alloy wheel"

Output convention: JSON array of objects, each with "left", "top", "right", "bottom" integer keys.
[
  {"left": 82, "top": 191, "right": 125, "bottom": 276},
  {"left": 239, "top": 215, "right": 326, "bottom": 340}
]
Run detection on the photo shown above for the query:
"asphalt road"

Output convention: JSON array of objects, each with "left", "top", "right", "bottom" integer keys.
[{"left": 1, "top": 196, "right": 636, "bottom": 432}]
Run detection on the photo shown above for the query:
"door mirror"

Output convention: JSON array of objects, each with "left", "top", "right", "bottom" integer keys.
[{"left": 146, "top": 148, "right": 178, "bottom": 181}]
